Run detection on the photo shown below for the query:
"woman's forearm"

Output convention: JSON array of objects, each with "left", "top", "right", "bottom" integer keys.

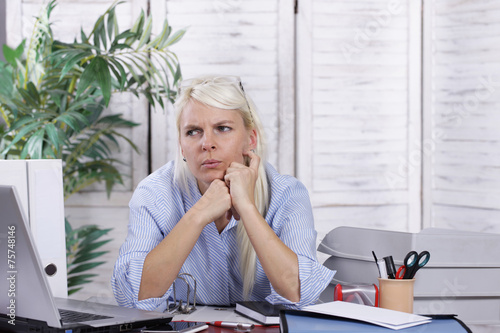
[
  {"left": 138, "top": 210, "right": 205, "bottom": 301},
  {"left": 240, "top": 204, "right": 300, "bottom": 302}
]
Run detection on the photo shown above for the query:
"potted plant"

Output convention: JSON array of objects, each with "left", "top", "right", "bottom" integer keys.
[{"left": 0, "top": 0, "right": 184, "bottom": 295}]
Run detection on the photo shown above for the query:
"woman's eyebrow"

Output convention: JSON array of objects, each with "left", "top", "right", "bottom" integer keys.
[
  {"left": 181, "top": 120, "right": 235, "bottom": 130},
  {"left": 182, "top": 124, "right": 200, "bottom": 131},
  {"left": 213, "top": 120, "right": 235, "bottom": 126}
]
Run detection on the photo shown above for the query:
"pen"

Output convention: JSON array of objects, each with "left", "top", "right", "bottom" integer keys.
[
  {"left": 372, "top": 251, "right": 378, "bottom": 263},
  {"left": 384, "top": 256, "right": 396, "bottom": 279},
  {"left": 209, "top": 321, "right": 255, "bottom": 330},
  {"left": 372, "top": 251, "right": 388, "bottom": 279}
]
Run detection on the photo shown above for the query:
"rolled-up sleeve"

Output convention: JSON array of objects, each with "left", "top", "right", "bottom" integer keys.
[
  {"left": 264, "top": 176, "right": 335, "bottom": 308},
  {"left": 111, "top": 182, "right": 175, "bottom": 311}
]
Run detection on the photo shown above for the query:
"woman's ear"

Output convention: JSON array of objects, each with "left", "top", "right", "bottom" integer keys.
[{"left": 248, "top": 129, "right": 257, "bottom": 150}]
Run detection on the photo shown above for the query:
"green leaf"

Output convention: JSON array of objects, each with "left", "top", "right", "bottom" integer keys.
[
  {"left": 95, "top": 58, "right": 112, "bottom": 105},
  {"left": 68, "top": 287, "right": 83, "bottom": 295},
  {"left": 67, "top": 274, "right": 97, "bottom": 285},
  {"left": 113, "top": 30, "right": 136, "bottom": 43},
  {"left": 44, "top": 123, "right": 61, "bottom": 151},
  {"left": 50, "top": 49, "right": 78, "bottom": 68},
  {"left": 2, "top": 42, "right": 24, "bottom": 68},
  {"left": 65, "top": 97, "right": 100, "bottom": 114},
  {"left": 0, "top": 64, "right": 14, "bottom": 96},
  {"left": 173, "top": 62, "right": 182, "bottom": 86},
  {"left": 77, "top": 56, "right": 111, "bottom": 105},
  {"left": 106, "top": 7, "right": 116, "bottom": 41},
  {"left": 68, "top": 261, "right": 105, "bottom": 275},
  {"left": 60, "top": 50, "right": 93, "bottom": 80},
  {"left": 109, "top": 43, "right": 132, "bottom": 53},
  {"left": 125, "top": 10, "right": 145, "bottom": 45},
  {"left": 26, "top": 82, "right": 41, "bottom": 104},
  {"left": 109, "top": 58, "right": 127, "bottom": 90},
  {"left": 80, "top": 228, "right": 112, "bottom": 247},
  {"left": 56, "top": 113, "right": 81, "bottom": 132},
  {"left": 98, "top": 114, "right": 139, "bottom": 127},
  {"left": 137, "top": 15, "right": 153, "bottom": 50},
  {"left": 93, "top": 18, "right": 103, "bottom": 49},
  {"left": 80, "top": 27, "right": 88, "bottom": 43},
  {"left": 110, "top": 130, "right": 141, "bottom": 154},
  {"left": 65, "top": 219, "right": 73, "bottom": 234},
  {"left": 21, "top": 128, "right": 45, "bottom": 159},
  {"left": 122, "top": 62, "right": 141, "bottom": 89},
  {"left": 72, "top": 251, "right": 108, "bottom": 265},
  {"left": 17, "top": 87, "right": 39, "bottom": 107},
  {"left": 9, "top": 116, "right": 38, "bottom": 132},
  {"left": 99, "top": 19, "right": 108, "bottom": 50},
  {"left": 76, "top": 239, "right": 112, "bottom": 256},
  {"left": 1, "top": 121, "right": 41, "bottom": 154}
]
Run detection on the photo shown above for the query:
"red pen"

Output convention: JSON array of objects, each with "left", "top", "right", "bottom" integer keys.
[{"left": 209, "top": 321, "right": 255, "bottom": 330}]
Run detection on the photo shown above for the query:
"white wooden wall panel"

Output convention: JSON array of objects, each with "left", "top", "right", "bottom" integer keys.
[
  {"left": 423, "top": 0, "right": 500, "bottom": 232},
  {"left": 297, "top": 0, "right": 422, "bottom": 254}
]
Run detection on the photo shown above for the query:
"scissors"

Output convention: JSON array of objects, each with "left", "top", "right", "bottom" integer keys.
[{"left": 395, "top": 251, "right": 430, "bottom": 279}]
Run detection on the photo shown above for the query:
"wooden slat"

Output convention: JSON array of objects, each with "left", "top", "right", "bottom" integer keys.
[
  {"left": 277, "top": 0, "right": 295, "bottom": 175},
  {"left": 312, "top": 190, "right": 409, "bottom": 206},
  {"left": 433, "top": 189, "right": 500, "bottom": 211},
  {"left": 296, "top": 0, "right": 313, "bottom": 190},
  {"left": 432, "top": 204, "right": 500, "bottom": 234}
]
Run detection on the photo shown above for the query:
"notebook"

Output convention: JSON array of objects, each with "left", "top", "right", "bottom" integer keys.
[
  {"left": 235, "top": 301, "right": 285, "bottom": 325},
  {"left": 0, "top": 185, "right": 173, "bottom": 332}
]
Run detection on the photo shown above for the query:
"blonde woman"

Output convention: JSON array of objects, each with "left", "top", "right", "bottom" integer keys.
[{"left": 112, "top": 75, "right": 334, "bottom": 311}]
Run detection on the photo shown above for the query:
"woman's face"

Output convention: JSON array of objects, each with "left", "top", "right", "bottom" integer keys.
[{"left": 179, "top": 99, "right": 257, "bottom": 193}]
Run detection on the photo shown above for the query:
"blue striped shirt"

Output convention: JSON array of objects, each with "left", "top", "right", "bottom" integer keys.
[{"left": 111, "top": 161, "right": 335, "bottom": 311}]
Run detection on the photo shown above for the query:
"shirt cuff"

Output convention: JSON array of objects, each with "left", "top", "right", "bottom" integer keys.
[
  {"left": 114, "top": 254, "right": 172, "bottom": 312},
  {"left": 265, "top": 254, "right": 335, "bottom": 308}
]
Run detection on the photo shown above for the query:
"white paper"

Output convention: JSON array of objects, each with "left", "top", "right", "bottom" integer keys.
[{"left": 303, "top": 301, "right": 431, "bottom": 330}]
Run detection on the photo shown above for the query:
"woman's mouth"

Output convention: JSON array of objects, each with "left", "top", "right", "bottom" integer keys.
[{"left": 202, "top": 159, "right": 222, "bottom": 168}]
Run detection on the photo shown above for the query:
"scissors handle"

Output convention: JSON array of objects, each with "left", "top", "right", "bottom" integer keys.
[
  {"left": 396, "top": 265, "right": 406, "bottom": 279},
  {"left": 403, "top": 251, "right": 430, "bottom": 279}
]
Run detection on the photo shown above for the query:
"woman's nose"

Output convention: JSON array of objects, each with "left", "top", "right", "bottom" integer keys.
[{"left": 201, "top": 133, "right": 216, "bottom": 151}]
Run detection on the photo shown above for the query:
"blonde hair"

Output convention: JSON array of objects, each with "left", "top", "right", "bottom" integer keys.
[{"left": 173, "top": 75, "right": 269, "bottom": 299}]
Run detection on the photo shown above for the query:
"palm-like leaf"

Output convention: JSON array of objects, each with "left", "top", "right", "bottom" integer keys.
[{"left": 65, "top": 219, "right": 112, "bottom": 295}]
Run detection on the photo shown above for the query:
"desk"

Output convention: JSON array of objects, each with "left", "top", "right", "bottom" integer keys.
[
  {"left": 201, "top": 325, "right": 279, "bottom": 333},
  {"left": 172, "top": 306, "right": 272, "bottom": 332}
]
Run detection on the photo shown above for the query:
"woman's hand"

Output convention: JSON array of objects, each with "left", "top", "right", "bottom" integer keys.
[
  {"left": 224, "top": 150, "right": 260, "bottom": 216},
  {"left": 192, "top": 179, "right": 232, "bottom": 224}
]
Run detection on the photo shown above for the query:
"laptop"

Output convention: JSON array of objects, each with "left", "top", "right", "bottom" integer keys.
[{"left": 0, "top": 185, "right": 173, "bottom": 332}]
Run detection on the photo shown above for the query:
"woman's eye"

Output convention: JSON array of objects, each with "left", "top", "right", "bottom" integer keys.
[
  {"left": 217, "top": 126, "right": 231, "bottom": 132},
  {"left": 186, "top": 129, "right": 200, "bottom": 136}
]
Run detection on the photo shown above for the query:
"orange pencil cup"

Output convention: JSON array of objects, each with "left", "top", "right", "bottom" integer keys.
[{"left": 378, "top": 278, "right": 415, "bottom": 313}]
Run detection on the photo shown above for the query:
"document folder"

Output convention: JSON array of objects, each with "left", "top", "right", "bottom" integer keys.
[{"left": 280, "top": 311, "right": 472, "bottom": 333}]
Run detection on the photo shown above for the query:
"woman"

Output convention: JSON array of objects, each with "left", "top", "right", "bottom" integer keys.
[{"left": 112, "top": 75, "right": 334, "bottom": 311}]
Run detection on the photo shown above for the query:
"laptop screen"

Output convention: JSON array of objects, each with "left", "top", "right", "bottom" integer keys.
[{"left": 0, "top": 185, "right": 63, "bottom": 328}]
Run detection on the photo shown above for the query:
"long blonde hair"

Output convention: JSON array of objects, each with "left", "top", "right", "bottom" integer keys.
[{"left": 173, "top": 75, "right": 269, "bottom": 299}]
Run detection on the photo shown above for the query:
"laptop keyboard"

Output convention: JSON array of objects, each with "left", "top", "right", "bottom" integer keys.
[{"left": 59, "top": 309, "right": 112, "bottom": 323}]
